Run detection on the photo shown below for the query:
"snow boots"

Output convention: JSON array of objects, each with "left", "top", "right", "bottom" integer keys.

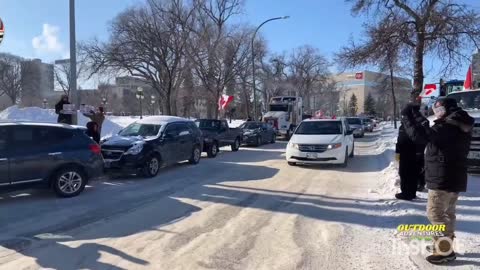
[{"left": 426, "top": 236, "right": 456, "bottom": 264}]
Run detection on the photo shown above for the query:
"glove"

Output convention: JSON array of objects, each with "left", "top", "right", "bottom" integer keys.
[{"left": 395, "top": 153, "right": 400, "bottom": 162}]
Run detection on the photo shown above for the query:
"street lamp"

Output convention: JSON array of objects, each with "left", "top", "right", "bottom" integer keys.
[
  {"left": 136, "top": 87, "right": 145, "bottom": 119},
  {"left": 43, "top": 98, "right": 47, "bottom": 109},
  {"left": 252, "top": 16, "right": 289, "bottom": 121},
  {"left": 151, "top": 95, "right": 156, "bottom": 115}
]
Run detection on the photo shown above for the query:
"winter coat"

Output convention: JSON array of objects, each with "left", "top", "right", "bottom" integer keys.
[
  {"left": 84, "top": 111, "right": 105, "bottom": 135},
  {"left": 86, "top": 122, "right": 100, "bottom": 144},
  {"left": 401, "top": 105, "right": 474, "bottom": 192},
  {"left": 395, "top": 123, "right": 426, "bottom": 157},
  {"left": 55, "top": 100, "right": 72, "bottom": 124}
]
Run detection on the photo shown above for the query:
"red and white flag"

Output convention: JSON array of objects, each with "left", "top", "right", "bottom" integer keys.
[
  {"left": 420, "top": 84, "right": 438, "bottom": 98},
  {"left": 464, "top": 65, "right": 473, "bottom": 90},
  {"left": 218, "top": 95, "right": 234, "bottom": 111}
]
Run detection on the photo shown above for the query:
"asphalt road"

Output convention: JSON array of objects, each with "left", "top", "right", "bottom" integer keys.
[{"left": 0, "top": 131, "right": 449, "bottom": 270}]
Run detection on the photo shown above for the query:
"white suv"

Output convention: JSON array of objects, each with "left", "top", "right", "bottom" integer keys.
[{"left": 286, "top": 118, "right": 354, "bottom": 167}]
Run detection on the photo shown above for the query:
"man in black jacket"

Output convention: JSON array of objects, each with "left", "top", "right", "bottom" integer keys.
[
  {"left": 55, "top": 94, "right": 73, "bottom": 124},
  {"left": 401, "top": 97, "right": 474, "bottom": 264},
  {"left": 395, "top": 122, "right": 426, "bottom": 200}
]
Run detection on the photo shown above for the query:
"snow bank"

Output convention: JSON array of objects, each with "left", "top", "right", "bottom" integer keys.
[{"left": 0, "top": 106, "right": 132, "bottom": 137}]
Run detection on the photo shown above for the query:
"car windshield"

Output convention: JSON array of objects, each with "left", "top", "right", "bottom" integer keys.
[
  {"left": 347, "top": 118, "right": 362, "bottom": 125},
  {"left": 448, "top": 91, "right": 480, "bottom": 110},
  {"left": 240, "top": 122, "right": 261, "bottom": 129},
  {"left": 295, "top": 121, "right": 343, "bottom": 135},
  {"left": 195, "top": 120, "right": 220, "bottom": 130},
  {"left": 119, "top": 123, "right": 161, "bottom": 137},
  {"left": 269, "top": 104, "right": 289, "bottom": 112}
]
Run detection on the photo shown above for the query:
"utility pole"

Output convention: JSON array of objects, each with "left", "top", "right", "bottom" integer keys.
[
  {"left": 69, "top": 0, "right": 78, "bottom": 124},
  {"left": 252, "top": 16, "right": 289, "bottom": 121}
]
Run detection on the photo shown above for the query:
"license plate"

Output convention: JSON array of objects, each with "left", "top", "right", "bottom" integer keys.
[
  {"left": 468, "top": 151, "right": 480, "bottom": 159},
  {"left": 306, "top": 153, "right": 318, "bottom": 159}
]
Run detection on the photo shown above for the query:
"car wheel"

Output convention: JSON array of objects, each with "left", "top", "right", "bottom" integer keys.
[
  {"left": 288, "top": 162, "right": 296, "bottom": 166},
  {"left": 52, "top": 166, "right": 87, "bottom": 198},
  {"left": 189, "top": 145, "right": 201, "bottom": 165},
  {"left": 231, "top": 138, "right": 240, "bottom": 152},
  {"left": 207, "top": 142, "right": 219, "bottom": 158},
  {"left": 270, "top": 134, "right": 276, "bottom": 144},
  {"left": 349, "top": 143, "right": 355, "bottom": 158},
  {"left": 341, "top": 148, "right": 348, "bottom": 168},
  {"left": 256, "top": 136, "right": 262, "bottom": 147},
  {"left": 143, "top": 155, "right": 161, "bottom": 178}
]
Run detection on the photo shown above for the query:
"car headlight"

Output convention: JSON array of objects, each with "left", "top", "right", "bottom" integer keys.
[
  {"left": 125, "top": 142, "right": 144, "bottom": 155},
  {"left": 288, "top": 142, "right": 299, "bottom": 149},
  {"left": 327, "top": 143, "right": 342, "bottom": 150},
  {"left": 244, "top": 131, "right": 254, "bottom": 136}
]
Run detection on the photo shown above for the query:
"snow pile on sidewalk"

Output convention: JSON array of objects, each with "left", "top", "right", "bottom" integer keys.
[
  {"left": 370, "top": 123, "right": 401, "bottom": 198},
  {"left": 0, "top": 106, "right": 132, "bottom": 137}
]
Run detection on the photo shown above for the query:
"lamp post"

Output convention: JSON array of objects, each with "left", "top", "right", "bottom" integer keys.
[
  {"left": 69, "top": 0, "right": 78, "bottom": 124},
  {"left": 43, "top": 98, "right": 47, "bottom": 109},
  {"left": 252, "top": 16, "right": 289, "bottom": 121},
  {"left": 151, "top": 95, "right": 156, "bottom": 115},
  {"left": 136, "top": 87, "right": 145, "bottom": 119}
]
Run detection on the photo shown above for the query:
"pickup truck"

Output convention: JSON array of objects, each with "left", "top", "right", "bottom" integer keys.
[{"left": 194, "top": 119, "right": 243, "bottom": 158}]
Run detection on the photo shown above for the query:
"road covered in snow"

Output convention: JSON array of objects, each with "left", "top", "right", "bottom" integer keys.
[{"left": 0, "top": 122, "right": 479, "bottom": 270}]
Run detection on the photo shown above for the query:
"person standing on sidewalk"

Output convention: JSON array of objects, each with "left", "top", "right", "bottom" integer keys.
[
  {"left": 401, "top": 97, "right": 474, "bottom": 264},
  {"left": 55, "top": 94, "right": 73, "bottom": 125},
  {"left": 395, "top": 94, "right": 427, "bottom": 201}
]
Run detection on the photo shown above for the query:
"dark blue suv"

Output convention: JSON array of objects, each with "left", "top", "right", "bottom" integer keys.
[{"left": 0, "top": 122, "right": 104, "bottom": 197}]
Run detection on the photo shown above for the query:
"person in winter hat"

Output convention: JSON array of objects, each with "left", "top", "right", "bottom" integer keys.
[
  {"left": 84, "top": 106, "right": 105, "bottom": 137},
  {"left": 401, "top": 97, "right": 474, "bottom": 264},
  {"left": 395, "top": 92, "right": 427, "bottom": 200},
  {"left": 86, "top": 121, "right": 100, "bottom": 144},
  {"left": 55, "top": 94, "right": 73, "bottom": 124}
]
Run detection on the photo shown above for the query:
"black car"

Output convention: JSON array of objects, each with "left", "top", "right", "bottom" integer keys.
[
  {"left": 195, "top": 119, "right": 243, "bottom": 158},
  {"left": 0, "top": 122, "right": 104, "bottom": 197},
  {"left": 240, "top": 121, "right": 276, "bottom": 146},
  {"left": 101, "top": 116, "right": 203, "bottom": 177}
]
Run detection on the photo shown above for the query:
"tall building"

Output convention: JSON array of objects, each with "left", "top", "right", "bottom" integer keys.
[
  {"left": 333, "top": 70, "right": 412, "bottom": 116},
  {"left": 20, "top": 59, "right": 55, "bottom": 106}
]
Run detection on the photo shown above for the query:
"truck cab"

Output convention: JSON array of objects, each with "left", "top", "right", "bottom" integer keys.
[
  {"left": 445, "top": 89, "right": 480, "bottom": 171},
  {"left": 263, "top": 96, "right": 303, "bottom": 139}
]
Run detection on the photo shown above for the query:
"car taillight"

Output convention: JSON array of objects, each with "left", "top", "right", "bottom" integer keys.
[{"left": 89, "top": 144, "right": 101, "bottom": 155}]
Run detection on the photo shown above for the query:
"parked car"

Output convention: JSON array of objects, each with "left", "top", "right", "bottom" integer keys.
[
  {"left": 0, "top": 122, "right": 104, "bottom": 197},
  {"left": 240, "top": 121, "right": 276, "bottom": 146},
  {"left": 346, "top": 117, "right": 364, "bottom": 138},
  {"left": 286, "top": 118, "right": 354, "bottom": 167},
  {"left": 194, "top": 119, "right": 243, "bottom": 158},
  {"left": 362, "top": 118, "right": 374, "bottom": 132},
  {"left": 101, "top": 116, "right": 203, "bottom": 177}
]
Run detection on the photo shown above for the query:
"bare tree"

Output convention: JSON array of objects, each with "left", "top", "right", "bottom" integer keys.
[
  {"left": 0, "top": 53, "right": 23, "bottom": 105},
  {"left": 54, "top": 60, "right": 87, "bottom": 96},
  {"left": 345, "top": 0, "right": 480, "bottom": 96},
  {"left": 288, "top": 45, "right": 330, "bottom": 113},
  {"left": 187, "top": 0, "right": 248, "bottom": 118},
  {"left": 80, "top": 0, "right": 195, "bottom": 115}
]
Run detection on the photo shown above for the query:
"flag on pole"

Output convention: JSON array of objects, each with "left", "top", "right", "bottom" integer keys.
[
  {"left": 218, "top": 95, "right": 234, "bottom": 111},
  {"left": 464, "top": 65, "right": 473, "bottom": 90},
  {"left": 420, "top": 84, "right": 438, "bottom": 98}
]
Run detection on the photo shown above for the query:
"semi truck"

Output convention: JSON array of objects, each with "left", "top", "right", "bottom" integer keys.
[{"left": 263, "top": 96, "right": 303, "bottom": 139}]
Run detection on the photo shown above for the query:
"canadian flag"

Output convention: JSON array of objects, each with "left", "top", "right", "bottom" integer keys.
[
  {"left": 420, "top": 84, "right": 437, "bottom": 97},
  {"left": 218, "top": 95, "right": 234, "bottom": 111},
  {"left": 464, "top": 65, "right": 473, "bottom": 90}
]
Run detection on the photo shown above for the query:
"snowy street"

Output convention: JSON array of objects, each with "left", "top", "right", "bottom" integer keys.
[{"left": 0, "top": 124, "right": 479, "bottom": 270}]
